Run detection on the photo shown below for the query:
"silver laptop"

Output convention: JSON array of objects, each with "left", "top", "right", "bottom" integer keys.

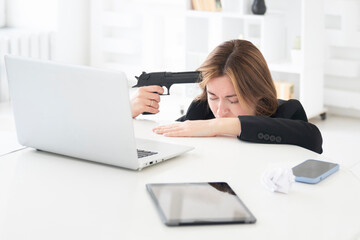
[{"left": 5, "top": 55, "right": 193, "bottom": 170}]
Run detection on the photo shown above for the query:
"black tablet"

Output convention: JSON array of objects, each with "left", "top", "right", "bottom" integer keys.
[{"left": 146, "top": 182, "right": 256, "bottom": 226}]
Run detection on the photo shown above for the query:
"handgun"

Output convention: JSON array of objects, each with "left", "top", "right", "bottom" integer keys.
[{"left": 133, "top": 71, "right": 201, "bottom": 95}]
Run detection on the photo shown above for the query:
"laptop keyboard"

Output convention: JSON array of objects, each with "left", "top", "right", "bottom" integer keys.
[{"left": 137, "top": 149, "right": 158, "bottom": 158}]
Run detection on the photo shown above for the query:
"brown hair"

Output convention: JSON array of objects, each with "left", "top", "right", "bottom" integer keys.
[{"left": 197, "top": 39, "right": 278, "bottom": 116}]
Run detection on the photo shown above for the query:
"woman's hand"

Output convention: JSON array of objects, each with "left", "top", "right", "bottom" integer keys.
[
  {"left": 153, "top": 118, "right": 241, "bottom": 137},
  {"left": 130, "top": 86, "right": 164, "bottom": 118}
]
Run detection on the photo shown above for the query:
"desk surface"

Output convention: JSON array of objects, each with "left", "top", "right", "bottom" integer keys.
[{"left": 1, "top": 119, "right": 360, "bottom": 240}]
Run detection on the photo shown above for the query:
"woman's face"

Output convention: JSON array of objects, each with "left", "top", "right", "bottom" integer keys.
[{"left": 206, "top": 75, "right": 255, "bottom": 118}]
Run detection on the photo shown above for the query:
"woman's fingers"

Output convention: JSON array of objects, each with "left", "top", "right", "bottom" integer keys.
[
  {"left": 137, "top": 85, "right": 163, "bottom": 102},
  {"left": 153, "top": 122, "right": 182, "bottom": 132},
  {"left": 130, "top": 85, "right": 163, "bottom": 118},
  {"left": 146, "top": 98, "right": 159, "bottom": 109},
  {"left": 145, "top": 104, "right": 160, "bottom": 114},
  {"left": 141, "top": 85, "right": 164, "bottom": 95},
  {"left": 153, "top": 127, "right": 185, "bottom": 137},
  {"left": 138, "top": 91, "right": 161, "bottom": 103},
  {"left": 162, "top": 131, "right": 185, "bottom": 137},
  {"left": 138, "top": 98, "right": 160, "bottom": 114}
]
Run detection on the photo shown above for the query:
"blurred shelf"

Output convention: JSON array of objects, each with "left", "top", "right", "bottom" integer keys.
[
  {"left": 325, "top": 59, "right": 359, "bottom": 78},
  {"left": 269, "top": 62, "right": 302, "bottom": 74},
  {"left": 186, "top": 10, "right": 283, "bottom": 20},
  {"left": 324, "top": 88, "right": 360, "bottom": 110},
  {"left": 325, "top": 29, "right": 360, "bottom": 48}
]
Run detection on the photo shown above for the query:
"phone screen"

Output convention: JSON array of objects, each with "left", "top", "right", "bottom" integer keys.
[{"left": 292, "top": 159, "right": 338, "bottom": 178}]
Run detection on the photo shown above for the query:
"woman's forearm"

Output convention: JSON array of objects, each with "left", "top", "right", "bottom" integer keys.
[
  {"left": 153, "top": 118, "right": 241, "bottom": 137},
  {"left": 212, "top": 118, "right": 241, "bottom": 136}
]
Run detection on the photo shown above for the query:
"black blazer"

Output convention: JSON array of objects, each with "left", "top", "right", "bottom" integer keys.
[{"left": 177, "top": 99, "right": 323, "bottom": 154}]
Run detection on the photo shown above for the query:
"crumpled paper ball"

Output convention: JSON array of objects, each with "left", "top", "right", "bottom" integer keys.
[{"left": 261, "top": 168, "right": 295, "bottom": 194}]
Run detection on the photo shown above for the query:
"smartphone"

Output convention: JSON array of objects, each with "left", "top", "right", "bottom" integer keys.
[{"left": 292, "top": 159, "right": 339, "bottom": 184}]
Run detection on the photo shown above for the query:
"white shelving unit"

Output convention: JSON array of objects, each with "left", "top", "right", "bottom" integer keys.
[
  {"left": 323, "top": 1, "right": 360, "bottom": 113},
  {"left": 185, "top": 0, "right": 325, "bottom": 119},
  {"left": 90, "top": 0, "right": 186, "bottom": 84},
  {"left": 185, "top": 10, "right": 285, "bottom": 69}
]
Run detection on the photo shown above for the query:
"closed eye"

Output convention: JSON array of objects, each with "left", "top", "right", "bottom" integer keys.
[
  {"left": 227, "top": 96, "right": 239, "bottom": 104},
  {"left": 208, "top": 91, "right": 218, "bottom": 101}
]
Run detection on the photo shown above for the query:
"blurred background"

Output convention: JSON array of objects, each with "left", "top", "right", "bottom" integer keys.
[{"left": 0, "top": 0, "right": 360, "bottom": 119}]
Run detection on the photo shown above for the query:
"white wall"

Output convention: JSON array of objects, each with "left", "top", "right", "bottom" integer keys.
[
  {"left": 5, "top": 0, "right": 58, "bottom": 29},
  {"left": 55, "top": 0, "right": 90, "bottom": 65},
  {"left": 0, "top": 0, "right": 5, "bottom": 27},
  {"left": 5, "top": 0, "right": 90, "bottom": 65}
]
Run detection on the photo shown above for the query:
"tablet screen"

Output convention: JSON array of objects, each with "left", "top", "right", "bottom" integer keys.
[{"left": 146, "top": 182, "right": 256, "bottom": 226}]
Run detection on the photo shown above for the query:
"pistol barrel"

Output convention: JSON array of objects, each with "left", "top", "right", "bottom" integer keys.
[{"left": 133, "top": 71, "right": 201, "bottom": 89}]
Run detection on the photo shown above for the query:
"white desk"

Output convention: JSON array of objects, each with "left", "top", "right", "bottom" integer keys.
[
  {"left": 0, "top": 102, "right": 24, "bottom": 156},
  {"left": 1, "top": 119, "right": 360, "bottom": 240}
]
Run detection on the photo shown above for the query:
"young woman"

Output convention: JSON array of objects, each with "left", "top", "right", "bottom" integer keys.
[{"left": 131, "top": 40, "right": 323, "bottom": 154}]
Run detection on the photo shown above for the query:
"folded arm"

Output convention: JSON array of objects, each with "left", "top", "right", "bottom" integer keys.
[
  {"left": 238, "top": 115, "right": 323, "bottom": 154},
  {"left": 153, "top": 118, "right": 241, "bottom": 137}
]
